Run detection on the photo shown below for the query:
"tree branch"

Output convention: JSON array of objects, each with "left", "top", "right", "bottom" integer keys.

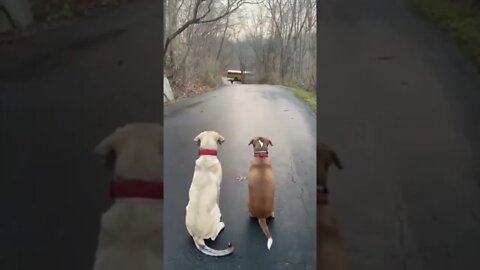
[
  {"left": 199, "top": 1, "right": 249, "bottom": 24},
  {"left": 198, "top": 0, "right": 214, "bottom": 20},
  {"left": 164, "top": 0, "right": 255, "bottom": 59},
  {"left": 164, "top": 17, "right": 200, "bottom": 59}
]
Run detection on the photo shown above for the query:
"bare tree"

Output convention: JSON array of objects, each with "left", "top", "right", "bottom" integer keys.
[
  {"left": 165, "top": 0, "right": 316, "bottom": 96},
  {"left": 237, "top": 0, "right": 316, "bottom": 89},
  {"left": 165, "top": 0, "right": 180, "bottom": 78},
  {"left": 216, "top": 14, "right": 230, "bottom": 61},
  {"left": 264, "top": 0, "right": 316, "bottom": 84},
  {"left": 164, "top": 0, "right": 256, "bottom": 60}
]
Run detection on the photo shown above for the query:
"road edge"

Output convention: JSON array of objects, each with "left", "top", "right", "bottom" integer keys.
[
  {"left": 0, "top": 0, "right": 160, "bottom": 73},
  {"left": 277, "top": 85, "right": 317, "bottom": 114},
  {"left": 408, "top": 0, "right": 480, "bottom": 71}
]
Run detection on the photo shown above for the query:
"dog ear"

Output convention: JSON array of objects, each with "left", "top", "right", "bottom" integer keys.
[
  {"left": 330, "top": 149, "right": 343, "bottom": 170},
  {"left": 95, "top": 127, "right": 122, "bottom": 156},
  {"left": 217, "top": 135, "right": 225, "bottom": 145},
  {"left": 193, "top": 132, "right": 203, "bottom": 146},
  {"left": 248, "top": 137, "right": 257, "bottom": 146},
  {"left": 267, "top": 138, "right": 273, "bottom": 146}
]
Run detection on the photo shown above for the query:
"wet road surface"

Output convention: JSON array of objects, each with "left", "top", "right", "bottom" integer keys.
[
  {"left": 164, "top": 84, "right": 316, "bottom": 269},
  {"left": 317, "top": 0, "right": 480, "bottom": 269}
]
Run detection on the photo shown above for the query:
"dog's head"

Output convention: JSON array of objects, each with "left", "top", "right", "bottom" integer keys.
[
  {"left": 248, "top": 136, "right": 273, "bottom": 152},
  {"left": 194, "top": 131, "right": 225, "bottom": 150},
  {"left": 317, "top": 143, "right": 342, "bottom": 188},
  {"left": 94, "top": 123, "right": 163, "bottom": 172}
]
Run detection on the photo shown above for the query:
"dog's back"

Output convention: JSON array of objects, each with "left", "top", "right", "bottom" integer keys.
[
  {"left": 248, "top": 158, "right": 275, "bottom": 218},
  {"left": 317, "top": 144, "right": 346, "bottom": 270},
  {"left": 186, "top": 155, "right": 222, "bottom": 237},
  {"left": 317, "top": 204, "right": 345, "bottom": 270},
  {"left": 94, "top": 201, "right": 163, "bottom": 270},
  {"left": 192, "top": 155, "right": 222, "bottom": 188}
]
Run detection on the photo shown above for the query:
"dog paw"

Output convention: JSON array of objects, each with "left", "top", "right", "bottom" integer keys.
[
  {"left": 211, "top": 222, "right": 226, "bottom": 241},
  {"left": 271, "top": 211, "right": 275, "bottom": 218},
  {"left": 219, "top": 222, "right": 225, "bottom": 231}
]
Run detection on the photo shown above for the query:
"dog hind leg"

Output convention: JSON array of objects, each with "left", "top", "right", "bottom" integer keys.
[
  {"left": 210, "top": 204, "right": 224, "bottom": 241},
  {"left": 211, "top": 222, "right": 225, "bottom": 241}
]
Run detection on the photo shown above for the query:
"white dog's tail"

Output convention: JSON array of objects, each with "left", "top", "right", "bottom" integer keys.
[
  {"left": 194, "top": 237, "right": 234, "bottom": 257},
  {"left": 258, "top": 218, "right": 273, "bottom": 250}
]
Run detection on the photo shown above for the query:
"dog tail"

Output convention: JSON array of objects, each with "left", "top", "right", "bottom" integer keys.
[
  {"left": 193, "top": 237, "right": 234, "bottom": 257},
  {"left": 330, "top": 149, "right": 343, "bottom": 170},
  {"left": 258, "top": 218, "right": 273, "bottom": 250}
]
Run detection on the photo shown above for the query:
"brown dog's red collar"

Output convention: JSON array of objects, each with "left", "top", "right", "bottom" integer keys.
[
  {"left": 199, "top": 149, "right": 218, "bottom": 156},
  {"left": 111, "top": 178, "right": 163, "bottom": 200},
  {"left": 254, "top": 151, "right": 268, "bottom": 158},
  {"left": 317, "top": 188, "right": 328, "bottom": 205}
]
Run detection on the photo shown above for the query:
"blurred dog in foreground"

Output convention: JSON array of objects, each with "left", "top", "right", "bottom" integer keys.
[
  {"left": 317, "top": 143, "right": 346, "bottom": 270},
  {"left": 93, "top": 123, "right": 163, "bottom": 270}
]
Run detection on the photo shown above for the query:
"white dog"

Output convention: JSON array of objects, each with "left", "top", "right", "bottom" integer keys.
[
  {"left": 93, "top": 123, "right": 163, "bottom": 270},
  {"left": 185, "top": 131, "right": 234, "bottom": 256}
]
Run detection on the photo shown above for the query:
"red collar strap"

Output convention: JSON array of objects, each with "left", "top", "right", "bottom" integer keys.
[
  {"left": 199, "top": 149, "right": 218, "bottom": 156},
  {"left": 111, "top": 178, "right": 163, "bottom": 200},
  {"left": 254, "top": 151, "right": 269, "bottom": 158},
  {"left": 317, "top": 187, "right": 329, "bottom": 205}
]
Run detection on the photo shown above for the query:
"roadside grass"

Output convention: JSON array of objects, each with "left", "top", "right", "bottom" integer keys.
[
  {"left": 411, "top": 0, "right": 480, "bottom": 69},
  {"left": 282, "top": 86, "right": 317, "bottom": 113}
]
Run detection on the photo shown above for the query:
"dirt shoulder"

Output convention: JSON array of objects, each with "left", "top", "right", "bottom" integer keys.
[{"left": 411, "top": 0, "right": 480, "bottom": 70}]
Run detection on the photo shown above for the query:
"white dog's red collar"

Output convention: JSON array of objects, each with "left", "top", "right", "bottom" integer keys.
[
  {"left": 199, "top": 149, "right": 218, "bottom": 156},
  {"left": 254, "top": 151, "right": 268, "bottom": 158},
  {"left": 111, "top": 179, "right": 163, "bottom": 200}
]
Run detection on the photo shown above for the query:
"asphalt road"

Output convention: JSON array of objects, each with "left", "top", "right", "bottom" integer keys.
[
  {"left": 0, "top": 1, "right": 162, "bottom": 269},
  {"left": 317, "top": 0, "right": 480, "bottom": 269},
  {"left": 164, "top": 84, "right": 316, "bottom": 269}
]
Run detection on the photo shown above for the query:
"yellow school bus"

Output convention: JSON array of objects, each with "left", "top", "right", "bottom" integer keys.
[{"left": 226, "top": 70, "right": 253, "bottom": 84}]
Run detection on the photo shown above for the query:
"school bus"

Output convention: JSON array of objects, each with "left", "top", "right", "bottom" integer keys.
[{"left": 226, "top": 70, "right": 253, "bottom": 84}]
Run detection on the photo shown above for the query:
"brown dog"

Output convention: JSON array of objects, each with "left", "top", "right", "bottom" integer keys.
[
  {"left": 247, "top": 136, "right": 275, "bottom": 250},
  {"left": 317, "top": 144, "right": 346, "bottom": 270}
]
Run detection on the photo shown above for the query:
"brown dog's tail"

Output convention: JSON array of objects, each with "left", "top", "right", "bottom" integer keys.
[
  {"left": 258, "top": 218, "right": 273, "bottom": 250},
  {"left": 330, "top": 149, "right": 343, "bottom": 170},
  {"left": 193, "top": 237, "right": 234, "bottom": 257}
]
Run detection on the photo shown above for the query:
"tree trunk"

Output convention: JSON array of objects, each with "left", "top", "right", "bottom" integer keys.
[
  {"left": 166, "top": 0, "right": 178, "bottom": 77},
  {"left": 216, "top": 15, "right": 229, "bottom": 61}
]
